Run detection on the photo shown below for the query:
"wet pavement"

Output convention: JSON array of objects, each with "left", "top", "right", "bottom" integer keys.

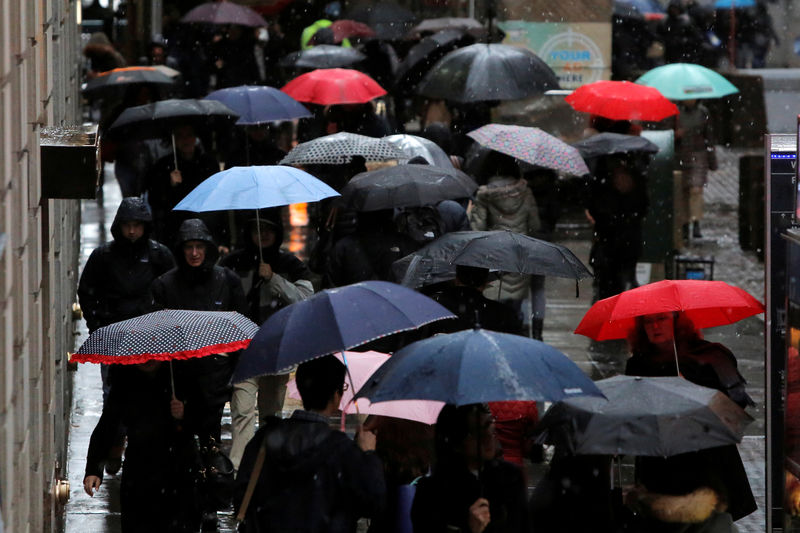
[{"left": 65, "top": 149, "right": 768, "bottom": 531}]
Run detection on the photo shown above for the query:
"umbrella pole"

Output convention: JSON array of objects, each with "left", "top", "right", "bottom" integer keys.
[
  {"left": 169, "top": 360, "right": 176, "bottom": 400},
  {"left": 254, "top": 209, "right": 264, "bottom": 265},
  {"left": 171, "top": 133, "right": 179, "bottom": 172},
  {"left": 340, "top": 351, "right": 360, "bottom": 415},
  {"left": 245, "top": 125, "right": 250, "bottom": 166},
  {"left": 672, "top": 338, "right": 681, "bottom": 376}
]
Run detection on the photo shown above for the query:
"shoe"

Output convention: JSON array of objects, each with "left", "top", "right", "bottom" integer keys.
[{"left": 692, "top": 221, "right": 702, "bottom": 239}]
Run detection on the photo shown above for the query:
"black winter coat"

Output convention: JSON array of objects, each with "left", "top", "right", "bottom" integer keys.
[
  {"left": 234, "top": 410, "right": 386, "bottom": 533},
  {"left": 326, "top": 230, "right": 419, "bottom": 287},
  {"left": 411, "top": 458, "right": 528, "bottom": 533},
  {"left": 78, "top": 198, "right": 175, "bottom": 332},
  {"left": 429, "top": 285, "right": 521, "bottom": 335}
]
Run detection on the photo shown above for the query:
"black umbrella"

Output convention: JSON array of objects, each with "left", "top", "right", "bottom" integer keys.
[
  {"left": 407, "top": 17, "right": 487, "bottom": 39},
  {"left": 393, "top": 229, "right": 592, "bottom": 288},
  {"left": 106, "top": 98, "right": 239, "bottom": 142},
  {"left": 571, "top": 132, "right": 660, "bottom": 159},
  {"left": 417, "top": 43, "right": 559, "bottom": 103},
  {"left": 534, "top": 375, "right": 753, "bottom": 456},
  {"left": 395, "top": 29, "right": 474, "bottom": 90},
  {"left": 340, "top": 164, "right": 478, "bottom": 211},
  {"left": 280, "top": 45, "right": 367, "bottom": 69},
  {"left": 346, "top": 2, "right": 417, "bottom": 40},
  {"left": 82, "top": 66, "right": 175, "bottom": 99}
]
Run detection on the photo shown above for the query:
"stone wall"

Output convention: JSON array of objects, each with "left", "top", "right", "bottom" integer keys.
[{"left": 0, "top": 1, "right": 82, "bottom": 531}]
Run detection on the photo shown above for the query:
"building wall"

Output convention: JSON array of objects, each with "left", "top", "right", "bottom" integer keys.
[{"left": 0, "top": 1, "right": 82, "bottom": 532}]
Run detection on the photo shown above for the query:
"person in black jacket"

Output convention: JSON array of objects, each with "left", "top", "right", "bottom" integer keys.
[
  {"left": 411, "top": 403, "right": 529, "bottom": 533},
  {"left": 233, "top": 355, "right": 385, "bottom": 532},
  {"left": 78, "top": 197, "right": 175, "bottom": 474},
  {"left": 220, "top": 211, "right": 314, "bottom": 470},
  {"left": 150, "top": 218, "right": 248, "bottom": 531},
  {"left": 83, "top": 361, "right": 205, "bottom": 532}
]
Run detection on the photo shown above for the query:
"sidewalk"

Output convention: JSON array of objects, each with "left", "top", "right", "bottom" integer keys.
[{"left": 65, "top": 146, "right": 767, "bottom": 531}]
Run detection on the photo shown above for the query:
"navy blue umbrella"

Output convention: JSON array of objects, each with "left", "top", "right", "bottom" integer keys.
[
  {"left": 205, "top": 85, "right": 312, "bottom": 125},
  {"left": 354, "top": 328, "right": 605, "bottom": 405},
  {"left": 232, "top": 281, "right": 456, "bottom": 381}
]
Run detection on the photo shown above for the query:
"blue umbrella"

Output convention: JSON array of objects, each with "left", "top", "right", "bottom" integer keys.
[
  {"left": 173, "top": 166, "right": 338, "bottom": 212},
  {"left": 714, "top": 0, "right": 755, "bottom": 8},
  {"left": 354, "top": 328, "right": 605, "bottom": 405},
  {"left": 205, "top": 85, "right": 312, "bottom": 125},
  {"left": 232, "top": 281, "right": 456, "bottom": 381}
]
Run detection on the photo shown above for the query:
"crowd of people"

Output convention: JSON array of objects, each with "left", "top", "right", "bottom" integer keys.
[{"left": 75, "top": 1, "right": 759, "bottom": 532}]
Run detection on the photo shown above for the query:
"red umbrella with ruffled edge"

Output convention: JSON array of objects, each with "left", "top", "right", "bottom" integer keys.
[
  {"left": 574, "top": 279, "right": 764, "bottom": 341},
  {"left": 281, "top": 68, "right": 386, "bottom": 105},
  {"left": 71, "top": 309, "right": 258, "bottom": 365},
  {"left": 565, "top": 80, "right": 679, "bottom": 122}
]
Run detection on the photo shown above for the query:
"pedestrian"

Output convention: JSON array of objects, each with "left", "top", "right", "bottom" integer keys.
[
  {"left": 674, "top": 99, "right": 716, "bottom": 240},
  {"left": 624, "top": 311, "right": 757, "bottom": 524},
  {"left": 658, "top": 1, "right": 705, "bottom": 64},
  {"left": 324, "top": 102, "right": 393, "bottom": 138},
  {"left": 209, "top": 25, "right": 261, "bottom": 89},
  {"left": 83, "top": 361, "right": 206, "bottom": 532},
  {"left": 78, "top": 198, "right": 175, "bottom": 473},
  {"left": 325, "top": 209, "right": 419, "bottom": 287},
  {"left": 144, "top": 124, "right": 221, "bottom": 246},
  {"left": 149, "top": 218, "right": 248, "bottom": 531},
  {"left": 469, "top": 152, "right": 542, "bottom": 338},
  {"left": 233, "top": 355, "right": 386, "bottom": 532},
  {"left": 584, "top": 154, "right": 648, "bottom": 301},
  {"left": 411, "top": 403, "right": 529, "bottom": 533},
  {"left": 219, "top": 211, "right": 314, "bottom": 471}
]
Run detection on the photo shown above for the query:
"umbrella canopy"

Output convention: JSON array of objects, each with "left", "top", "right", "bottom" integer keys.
[
  {"left": 534, "top": 375, "right": 753, "bottom": 456},
  {"left": 574, "top": 280, "right": 765, "bottom": 341},
  {"left": 408, "top": 17, "right": 487, "bottom": 38},
  {"left": 467, "top": 124, "right": 590, "bottom": 176},
  {"left": 714, "top": 0, "right": 755, "bottom": 8},
  {"left": 280, "top": 132, "right": 407, "bottom": 165},
  {"left": 287, "top": 351, "right": 444, "bottom": 424},
  {"left": 72, "top": 310, "right": 258, "bottom": 365},
  {"left": 384, "top": 134, "right": 454, "bottom": 168},
  {"left": 280, "top": 45, "right": 367, "bottom": 69},
  {"left": 417, "top": 43, "right": 559, "bottom": 103},
  {"left": 82, "top": 66, "right": 175, "bottom": 98},
  {"left": 565, "top": 80, "right": 679, "bottom": 121},
  {"left": 106, "top": 98, "right": 239, "bottom": 141},
  {"left": 614, "top": 0, "right": 666, "bottom": 20},
  {"left": 281, "top": 68, "right": 387, "bottom": 105},
  {"left": 393, "top": 230, "right": 592, "bottom": 288},
  {"left": 181, "top": 1, "right": 268, "bottom": 27},
  {"left": 340, "top": 164, "right": 478, "bottom": 211},
  {"left": 354, "top": 328, "right": 605, "bottom": 405},
  {"left": 233, "top": 280, "right": 456, "bottom": 380},
  {"left": 205, "top": 85, "right": 311, "bottom": 125},
  {"left": 635, "top": 63, "right": 740, "bottom": 100},
  {"left": 394, "top": 29, "right": 474, "bottom": 90},
  {"left": 172, "top": 166, "right": 339, "bottom": 212},
  {"left": 330, "top": 19, "right": 376, "bottom": 42},
  {"left": 346, "top": 2, "right": 417, "bottom": 40},
  {"left": 571, "top": 132, "right": 660, "bottom": 160}
]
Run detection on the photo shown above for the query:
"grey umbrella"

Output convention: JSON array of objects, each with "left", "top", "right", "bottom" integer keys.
[
  {"left": 571, "top": 133, "right": 659, "bottom": 160},
  {"left": 280, "top": 45, "right": 367, "bottom": 69},
  {"left": 279, "top": 132, "right": 407, "bottom": 165},
  {"left": 534, "top": 375, "right": 754, "bottom": 457}
]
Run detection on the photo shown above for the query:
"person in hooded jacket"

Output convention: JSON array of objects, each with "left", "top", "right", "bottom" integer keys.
[
  {"left": 149, "top": 218, "right": 247, "bottom": 531},
  {"left": 233, "top": 355, "right": 385, "bottom": 533},
  {"left": 220, "top": 210, "right": 314, "bottom": 471},
  {"left": 78, "top": 198, "right": 175, "bottom": 473}
]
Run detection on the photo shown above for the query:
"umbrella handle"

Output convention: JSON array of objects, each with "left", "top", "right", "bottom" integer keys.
[
  {"left": 169, "top": 360, "right": 176, "bottom": 400},
  {"left": 254, "top": 209, "right": 264, "bottom": 265},
  {"left": 672, "top": 339, "right": 681, "bottom": 376},
  {"left": 341, "top": 351, "right": 359, "bottom": 415}
]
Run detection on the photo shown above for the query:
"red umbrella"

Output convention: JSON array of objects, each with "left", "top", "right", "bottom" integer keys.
[
  {"left": 574, "top": 280, "right": 764, "bottom": 341},
  {"left": 281, "top": 68, "right": 386, "bottom": 105},
  {"left": 330, "top": 19, "right": 376, "bottom": 42},
  {"left": 565, "top": 80, "right": 679, "bottom": 121}
]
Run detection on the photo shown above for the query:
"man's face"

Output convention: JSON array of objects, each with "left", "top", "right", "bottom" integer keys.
[
  {"left": 251, "top": 226, "right": 276, "bottom": 249},
  {"left": 173, "top": 126, "right": 197, "bottom": 158},
  {"left": 120, "top": 220, "right": 145, "bottom": 242},
  {"left": 183, "top": 240, "right": 206, "bottom": 267},
  {"left": 642, "top": 312, "right": 675, "bottom": 346}
]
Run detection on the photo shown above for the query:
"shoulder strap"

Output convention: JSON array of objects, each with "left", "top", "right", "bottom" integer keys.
[{"left": 236, "top": 436, "right": 267, "bottom": 523}]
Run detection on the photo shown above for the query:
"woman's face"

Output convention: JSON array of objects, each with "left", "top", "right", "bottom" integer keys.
[{"left": 642, "top": 312, "right": 675, "bottom": 346}]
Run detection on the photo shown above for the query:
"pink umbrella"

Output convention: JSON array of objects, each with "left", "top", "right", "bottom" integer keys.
[{"left": 287, "top": 351, "right": 444, "bottom": 424}]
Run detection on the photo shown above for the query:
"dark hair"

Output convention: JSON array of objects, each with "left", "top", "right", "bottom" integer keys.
[
  {"left": 479, "top": 151, "right": 519, "bottom": 183},
  {"left": 434, "top": 403, "right": 491, "bottom": 460},
  {"left": 455, "top": 265, "right": 489, "bottom": 288},
  {"left": 627, "top": 311, "right": 702, "bottom": 355},
  {"left": 295, "top": 355, "right": 346, "bottom": 411}
]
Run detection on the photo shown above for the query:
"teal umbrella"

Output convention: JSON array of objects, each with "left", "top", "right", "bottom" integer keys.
[{"left": 635, "top": 63, "right": 739, "bottom": 100}]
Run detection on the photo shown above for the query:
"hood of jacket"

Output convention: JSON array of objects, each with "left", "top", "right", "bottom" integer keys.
[
  {"left": 475, "top": 176, "right": 530, "bottom": 216},
  {"left": 174, "top": 218, "right": 218, "bottom": 270},
  {"left": 244, "top": 209, "right": 285, "bottom": 265},
  {"left": 110, "top": 197, "right": 153, "bottom": 244}
]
